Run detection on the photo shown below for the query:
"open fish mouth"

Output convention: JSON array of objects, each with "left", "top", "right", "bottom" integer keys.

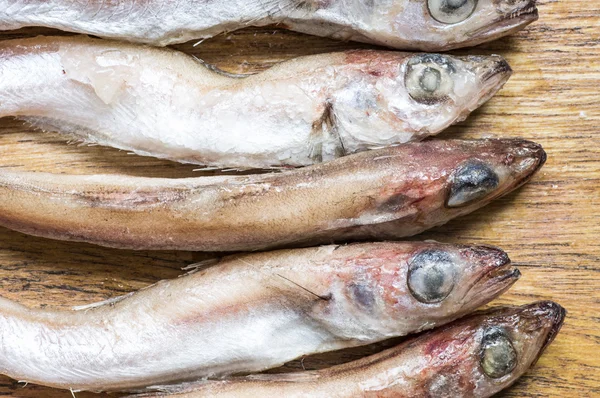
[
  {"left": 460, "top": 251, "right": 520, "bottom": 308},
  {"left": 469, "top": 57, "right": 512, "bottom": 111},
  {"left": 505, "top": 2, "right": 539, "bottom": 21},
  {"left": 468, "top": 1, "right": 538, "bottom": 38}
]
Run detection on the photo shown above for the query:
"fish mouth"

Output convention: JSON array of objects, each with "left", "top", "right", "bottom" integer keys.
[
  {"left": 468, "top": 1, "right": 538, "bottom": 39},
  {"left": 505, "top": 139, "right": 547, "bottom": 190},
  {"left": 461, "top": 248, "right": 520, "bottom": 307},
  {"left": 535, "top": 301, "right": 567, "bottom": 357},
  {"left": 465, "top": 55, "right": 513, "bottom": 112},
  {"left": 518, "top": 301, "right": 567, "bottom": 364}
]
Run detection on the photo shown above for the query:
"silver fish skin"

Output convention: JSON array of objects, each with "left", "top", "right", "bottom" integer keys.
[
  {"left": 0, "top": 36, "right": 511, "bottom": 169},
  {"left": 0, "top": 0, "right": 538, "bottom": 50},
  {"left": 0, "top": 242, "right": 519, "bottom": 392},
  {"left": 0, "top": 139, "right": 545, "bottom": 252},
  {"left": 132, "top": 301, "right": 566, "bottom": 398}
]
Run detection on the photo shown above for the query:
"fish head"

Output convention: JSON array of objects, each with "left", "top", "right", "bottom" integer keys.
[
  {"left": 359, "top": 139, "right": 546, "bottom": 237},
  {"left": 375, "top": 0, "right": 538, "bottom": 50},
  {"left": 421, "top": 301, "right": 565, "bottom": 396},
  {"left": 442, "top": 138, "right": 546, "bottom": 210},
  {"left": 325, "top": 242, "right": 518, "bottom": 337},
  {"left": 335, "top": 52, "right": 512, "bottom": 152},
  {"left": 401, "top": 244, "right": 519, "bottom": 314}
]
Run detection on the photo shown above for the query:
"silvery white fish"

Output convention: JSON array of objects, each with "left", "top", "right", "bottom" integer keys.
[
  {"left": 0, "top": 242, "right": 519, "bottom": 392},
  {"left": 0, "top": 0, "right": 538, "bottom": 50},
  {"left": 0, "top": 139, "right": 545, "bottom": 252},
  {"left": 133, "top": 301, "right": 565, "bottom": 398},
  {"left": 0, "top": 36, "right": 512, "bottom": 168}
]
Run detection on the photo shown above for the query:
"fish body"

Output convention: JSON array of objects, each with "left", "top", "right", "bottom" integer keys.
[
  {"left": 134, "top": 301, "right": 566, "bottom": 398},
  {"left": 0, "top": 0, "right": 538, "bottom": 50},
  {"left": 0, "top": 139, "right": 545, "bottom": 251},
  {"left": 0, "top": 242, "right": 519, "bottom": 391},
  {"left": 0, "top": 36, "right": 511, "bottom": 168}
]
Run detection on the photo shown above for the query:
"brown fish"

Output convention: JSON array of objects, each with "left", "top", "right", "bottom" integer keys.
[
  {"left": 0, "top": 242, "right": 518, "bottom": 392},
  {"left": 0, "top": 139, "right": 546, "bottom": 251},
  {"left": 0, "top": 0, "right": 538, "bottom": 50},
  {"left": 133, "top": 301, "right": 565, "bottom": 398}
]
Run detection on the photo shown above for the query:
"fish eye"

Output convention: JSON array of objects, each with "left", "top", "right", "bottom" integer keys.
[
  {"left": 407, "top": 250, "right": 457, "bottom": 304},
  {"left": 405, "top": 54, "right": 455, "bottom": 104},
  {"left": 428, "top": 0, "right": 478, "bottom": 24},
  {"left": 447, "top": 161, "right": 500, "bottom": 208},
  {"left": 480, "top": 327, "right": 517, "bottom": 378}
]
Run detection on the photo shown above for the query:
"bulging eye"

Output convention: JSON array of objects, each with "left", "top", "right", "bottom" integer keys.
[
  {"left": 405, "top": 54, "right": 455, "bottom": 104},
  {"left": 407, "top": 250, "right": 457, "bottom": 304},
  {"left": 480, "top": 327, "right": 517, "bottom": 378},
  {"left": 428, "top": 0, "right": 478, "bottom": 24},
  {"left": 447, "top": 161, "right": 500, "bottom": 208}
]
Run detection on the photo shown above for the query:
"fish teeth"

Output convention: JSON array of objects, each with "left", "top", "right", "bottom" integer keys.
[{"left": 509, "top": 6, "right": 536, "bottom": 20}]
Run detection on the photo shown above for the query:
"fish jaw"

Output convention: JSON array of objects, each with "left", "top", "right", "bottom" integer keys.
[
  {"left": 464, "top": 0, "right": 539, "bottom": 47},
  {"left": 461, "top": 55, "right": 513, "bottom": 115},
  {"left": 458, "top": 245, "right": 520, "bottom": 310}
]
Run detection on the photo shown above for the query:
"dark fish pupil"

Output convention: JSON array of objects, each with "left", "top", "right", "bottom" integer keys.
[
  {"left": 419, "top": 67, "right": 441, "bottom": 93},
  {"left": 443, "top": 0, "right": 468, "bottom": 11}
]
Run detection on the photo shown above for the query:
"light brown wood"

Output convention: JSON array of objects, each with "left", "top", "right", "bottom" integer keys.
[{"left": 0, "top": 0, "right": 598, "bottom": 396}]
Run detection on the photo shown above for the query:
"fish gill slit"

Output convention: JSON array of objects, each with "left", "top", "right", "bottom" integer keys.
[
  {"left": 309, "top": 101, "right": 346, "bottom": 162},
  {"left": 276, "top": 273, "right": 332, "bottom": 301}
]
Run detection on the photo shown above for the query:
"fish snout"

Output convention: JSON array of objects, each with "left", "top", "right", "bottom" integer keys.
[
  {"left": 462, "top": 55, "right": 512, "bottom": 111},
  {"left": 477, "top": 56, "right": 513, "bottom": 83},
  {"left": 503, "top": 139, "right": 547, "bottom": 183},
  {"left": 520, "top": 301, "right": 567, "bottom": 338},
  {"left": 459, "top": 246, "right": 519, "bottom": 308},
  {"left": 495, "top": 0, "right": 538, "bottom": 19},
  {"left": 466, "top": 245, "right": 511, "bottom": 269},
  {"left": 515, "top": 301, "right": 566, "bottom": 362}
]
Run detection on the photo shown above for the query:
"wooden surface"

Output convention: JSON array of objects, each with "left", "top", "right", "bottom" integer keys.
[{"left": 0, "top": 0, "right": 598, "bottom": 396}]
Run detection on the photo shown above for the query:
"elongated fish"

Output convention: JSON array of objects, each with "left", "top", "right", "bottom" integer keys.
[
  {"left": 0, "top": 242, "right": 519, "bottom": 392},
  {"left": 133, "top": 301, "right": 566, "bottom": 398},
  {"left": 0, "top": 36, "right": 512, "bottom": 168},
  {"left": 0, "top": 0, "right": 538, "bottom": 50},
  {"left": 0, "top": 139, "right": 546, "bottom": 251}
]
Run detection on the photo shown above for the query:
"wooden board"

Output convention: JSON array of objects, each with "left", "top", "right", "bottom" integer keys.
[{"left": 0, "top": 0, "right": 598, "bottom": 396}]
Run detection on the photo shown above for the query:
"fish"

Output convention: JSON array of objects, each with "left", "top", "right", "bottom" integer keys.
[
  {"left": 0, "top": 36, "right": 513, "bottom": 168},
  {"left": 0, "top": 0, "right": 539, "bottom": 50},
  {"left": 131, "top": 301, "right": 566, "bottom": 398},
  {"left": 0, "top": 242, "right": 520, "bottom": 392},
  {"left": 0, "top": 139, "right": 546, "bottom": 251}
]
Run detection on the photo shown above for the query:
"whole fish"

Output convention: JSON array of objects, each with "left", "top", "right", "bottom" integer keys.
[
  {"left": 133, "top": 301, "right": 566, "bottom": 398},
  {"left": 0, "top": 36, "right": 512, "bottom": 168},
  {"left": 0, "top": 242, "right": 519, "bottom": 392},
  {"left": 0, "top": 0, "right": 538, "bottom": 50},
  {"left": 0, "top": 139, "right": 546, "bottom": 251}
]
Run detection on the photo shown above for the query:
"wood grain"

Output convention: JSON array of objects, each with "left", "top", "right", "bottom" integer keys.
[{"left": 0, "top": 0, "right": 598, "bottom": 396}]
